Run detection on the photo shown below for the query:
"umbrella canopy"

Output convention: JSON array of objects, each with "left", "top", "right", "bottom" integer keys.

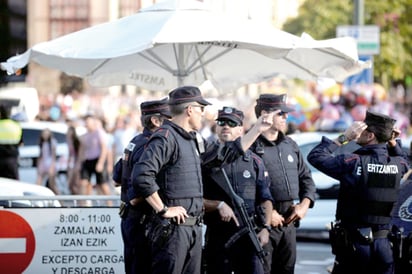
[{"left": 1, "top": 0, "right": 369, "bottom": 91}]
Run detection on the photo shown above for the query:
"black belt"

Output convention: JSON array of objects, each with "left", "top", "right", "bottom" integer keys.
[
  {"left": 174, "top": 216, "right": 203, "bottom": 226},
  {"left": 373, "top": 229, "right": 390, "bottom": 239}
]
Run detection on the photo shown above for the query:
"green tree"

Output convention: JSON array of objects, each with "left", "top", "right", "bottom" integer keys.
[{"left": 282, "top": 0, "right": 412, "bottom": 88}]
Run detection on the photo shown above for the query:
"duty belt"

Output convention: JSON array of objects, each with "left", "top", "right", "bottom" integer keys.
[
  {"left": 174, "top": 216, "right": 203, "bottom": 226},
  {"left": 373, "top": 229, "right": 390, "bottom": 239}
]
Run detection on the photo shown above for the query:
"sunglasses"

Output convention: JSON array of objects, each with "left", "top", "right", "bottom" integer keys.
[
  {"left": 216, "top": 120, "right": 239, "bottom": 128},
  {"left": 187, "top": 105, "right": 205, "bottom": 112}
]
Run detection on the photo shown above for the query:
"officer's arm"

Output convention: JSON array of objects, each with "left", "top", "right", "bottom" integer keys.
[
  {"left": 240, "top": 114, "right": 274, "bottom": 151},
  {"left": 145, "top": 192, "right": 188, "bottom": 223}
]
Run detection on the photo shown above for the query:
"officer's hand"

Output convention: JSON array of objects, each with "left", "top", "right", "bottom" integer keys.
[
  {"left": 343, "top": 121, "right": 367, "bottom": 142},
  {"left": 218, "top": 202, "right": 240, "bottom": 226},
  {"left": 257, "top": 229, "right": 270, "bottom": 246},
  {"left": 256, "top": 113, "right": 274, "bottom": 133},
  {"left": 163, "top": 206, "right": 189, "bottom": 224},
  {"left": 388, "top": 127, "right": 400, "bottom": 147},
  {"left": 284, "top": 204, "right": 308, "bottom": 225},
  {"left": 270, "top": 210, "right": 284, "bottom": 227}
]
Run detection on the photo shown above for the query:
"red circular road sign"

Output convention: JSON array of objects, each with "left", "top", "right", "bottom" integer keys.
[{"left": 0, "top": 211, "right": 35, "bottom": 274}]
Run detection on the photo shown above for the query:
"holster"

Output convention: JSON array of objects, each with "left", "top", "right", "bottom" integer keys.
[
  {"left": 329, "top": 222, "right": 354, "bottom": 255},
  {"left": 147, "top": 215, "right": 174, "bottom": 248},
  {"left": 119, "top": 201, "right": 128, "bottom": 218},
  {"left": 356, "top": 227, "right": 374, "bottom": 245}
]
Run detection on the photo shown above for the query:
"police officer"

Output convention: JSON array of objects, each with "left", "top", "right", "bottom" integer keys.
[
  {"left": 203, "top": 106, "right": 273, "bottom": 274},
  {"left": 112, "top": 98, "right": 171, "bottom": 274},
  {"left": 250, "top": 93, "right": 317, "bottom": 274},
  {"left": 308, "top": 111, "right": 409, "bottom": 274},
  {"left": 130, "top": 86, "right": 274, "bottom": 274},
  {"left": 391, "top": 169, "right": 412, "bottom": 274},
  {"left": 0, "top": 104, "right": 22, "bottom": 179}
]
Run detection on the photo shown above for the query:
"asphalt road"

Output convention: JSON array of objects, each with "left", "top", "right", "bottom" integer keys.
[{"left": 295, "top": 241, "right": 334, "bottom": 274}]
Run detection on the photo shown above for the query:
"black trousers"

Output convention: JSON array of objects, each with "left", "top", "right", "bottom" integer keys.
[
  {"left": 148, "top": 219, "right": 203, "bottom": 274},
  {"left": 262, "top": 225, "right": 297, "bottom": 274},
  {"left": 120, "top": 209, "right": 151, "bottom": 274},
  {"left": 204, "top": 226, "right": 264, "bottom": 274}
]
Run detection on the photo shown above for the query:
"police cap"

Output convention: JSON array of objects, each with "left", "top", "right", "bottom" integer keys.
[
  {"left": 216, "top": 106, "right": 244, "bottom": 126},
  {"left": 364, "top": 110, "right": 396, "bottom": 142},
  {"left": 168, "top": 86, "right": 211, "bottom": 106},
  {"left": 141, "top": 97, "right": 172, "bottom": 118}
]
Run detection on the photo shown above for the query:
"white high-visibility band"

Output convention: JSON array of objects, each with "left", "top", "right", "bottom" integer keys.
[{"left": 217, "top": 201, "right": 225, "bottom": 209}]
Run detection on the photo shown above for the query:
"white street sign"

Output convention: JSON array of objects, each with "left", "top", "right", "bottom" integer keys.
[{"left": 336, "top": 25, "right": 380, "bottom": 55}]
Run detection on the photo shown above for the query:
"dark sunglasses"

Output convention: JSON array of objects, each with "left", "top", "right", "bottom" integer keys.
[
  {"left": 216, "top": 120, "right": 239, "bottom": 127},
  {"left": 187, "top": 105, "right": 205, "bottom": 112}
]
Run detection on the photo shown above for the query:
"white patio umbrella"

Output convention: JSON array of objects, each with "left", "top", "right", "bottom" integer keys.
[{"left": 1, "top": 0, "right": 369, "bottom": 92}]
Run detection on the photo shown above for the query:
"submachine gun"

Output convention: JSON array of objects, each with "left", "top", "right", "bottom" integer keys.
[{"left": 210, "top": 167, "right": 267, "bottom": 263}]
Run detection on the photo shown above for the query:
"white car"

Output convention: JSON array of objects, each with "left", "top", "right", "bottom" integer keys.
[
  {"left": 18, "top": 121, "right": 86, "bottom": 192},
  {"left": 0, "top": 177, "right": 60, "bottom": 207}
]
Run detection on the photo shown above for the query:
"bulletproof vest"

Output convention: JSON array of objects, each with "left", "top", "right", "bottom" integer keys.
[
  {"left": 157, "top": 128, "right": 203, "bottom": 200},
  {"left": 120, "top": 135, "right": 149, "bottom": 202},
  {"left": 224, "top": 151, "right": 257, "bottom": 216},
  {"left": 361, "top": 155, "right": 402, "bottom": 224},
  {"left": 338, "top": 154, "right": 402, "bottom": 225},
  {"left": 252, "top": 138, "right": 300, "bottom": 201}
]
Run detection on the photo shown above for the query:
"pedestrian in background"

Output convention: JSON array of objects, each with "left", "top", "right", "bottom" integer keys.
[
  {"left": 0, "top": 104, "right": 22, "bottom": 180},
  {"left": 78, "top": 114, "right": 107, "bottom": 196},
  {"left": 35, "top": 128, "right": 59, "bottom": 194},
  {"left": 66, "top": 125, "right": 81, "bottom": 194},
  {"left": 250, "top": 93, "right": 317, "bottom": 274},
  {"left": 308, "top": 111, "right": 409, "bottom": 274},
  {"left": 112, "top": 98, "right": 171, "bottom": 274},
  {"left": 203, "top": 106, "right": 273, "bottom": 274}
]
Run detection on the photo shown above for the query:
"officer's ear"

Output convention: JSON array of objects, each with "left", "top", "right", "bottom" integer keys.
[{"left": 365, "top": 129, "right": 376, "bottom": 142}]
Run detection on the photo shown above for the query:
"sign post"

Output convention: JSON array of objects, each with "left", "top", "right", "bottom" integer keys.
[{"left": 0, "top": 208, "right": 124, "bottom": 274}]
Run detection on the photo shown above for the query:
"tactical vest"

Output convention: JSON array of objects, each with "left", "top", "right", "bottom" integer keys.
[
  {"left": 338, "top": 155, "right": 402, "bottom": 225},
  {"left": 120, "top": 135, "right": 148, "bottom": 202},
  {"left": 225, "top": 151, "right": 257, "bottom": 216},
  {"left": 157, "top": 127, "right": 203, "bottom": 200},
  {"left": 0, "top": 119, "right": 22, "bottom": 145},
  {"left": 253, "top": 138, "right": 300, "bottom": 201}
]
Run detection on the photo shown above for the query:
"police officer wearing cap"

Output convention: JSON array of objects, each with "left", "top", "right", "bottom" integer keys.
[
  {"left": 112, "top": 98, "right": 171, "bottom": 274},
  {"left": 131, "top": 86, "right": 274, "bottom": 274},
  {"left": 0, "top": 104, "right": 22, "bottom": 179},
  {"left": 250, "top": 93, "right": 316, "bottom": 274},
  {"left": 203, "top": 106, "right": 273, "bottom": 274},
  {"left": 308, "top": 110, "right": 409, "bottom": 274}
]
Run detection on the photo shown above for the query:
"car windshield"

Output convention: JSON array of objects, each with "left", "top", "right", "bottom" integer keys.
[{"left": 22, "top": 128, "right": 67, "bottom": 146}]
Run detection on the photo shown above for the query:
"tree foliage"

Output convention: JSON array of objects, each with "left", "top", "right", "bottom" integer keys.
[{"left": 282, "top": 0, "right": 412, "bottom": 87}]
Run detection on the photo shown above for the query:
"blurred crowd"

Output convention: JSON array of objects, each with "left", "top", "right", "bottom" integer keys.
[{"left": 28, "top": 80, "right": 412, "bottom": 196}]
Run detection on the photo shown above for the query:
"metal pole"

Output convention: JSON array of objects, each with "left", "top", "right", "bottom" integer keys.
[{"left": 353, "top": 0, "right": 364, "bottom": 25}]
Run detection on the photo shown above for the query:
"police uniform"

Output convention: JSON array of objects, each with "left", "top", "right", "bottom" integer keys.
[
  {"left": 251, "top": 94, "right": 316, "bottom": 274},
  {"left": 203, "top": 107, "right": 273, "bottom": 274},
  {"left": 131, "top": 86, "right": 211, "bottom": 274},
  {"left": 0, "top": 105, "right": 22, "bottom": 179},
  {"left": 112, "top": 98, "right": 171, "bottom": 274},
  {"left": 390, "top": 171, "right": 412, "bottom": 274},
  {"left": 308, "top": 111, "right": 409, "bottom": 274}
]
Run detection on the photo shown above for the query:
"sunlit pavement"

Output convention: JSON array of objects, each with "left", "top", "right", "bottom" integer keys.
[{"left": 295, "top": 241, "right": 334, "bottom": 274}]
